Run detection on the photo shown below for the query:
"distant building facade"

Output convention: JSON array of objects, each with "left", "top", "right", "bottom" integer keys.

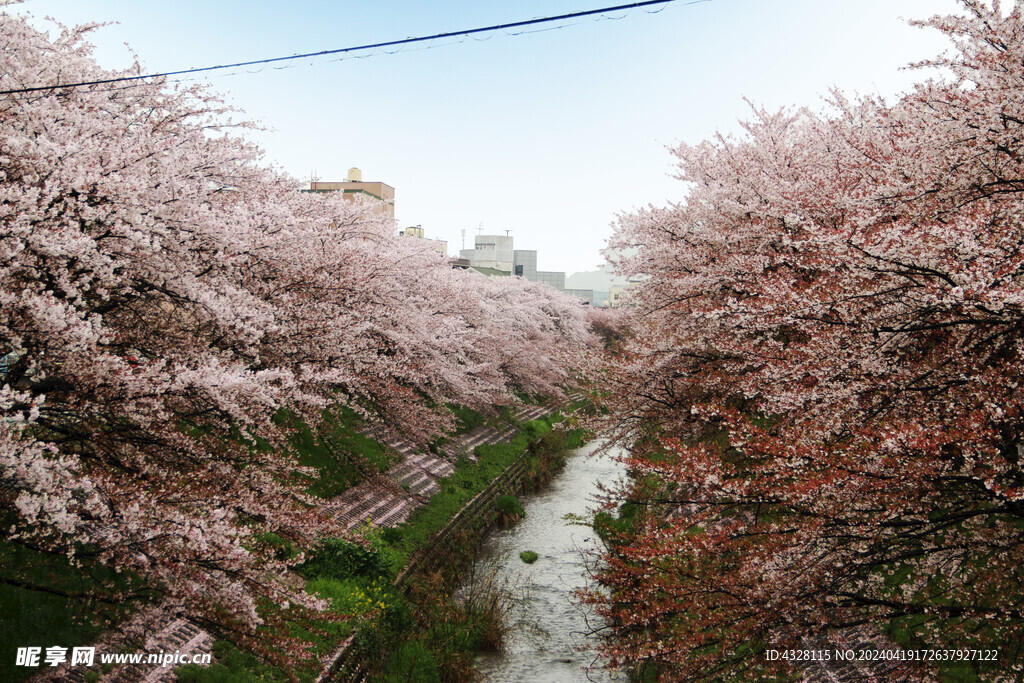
[
  {"left": 460, "top": 234, "right": 514, "bottom": 273},
  {"left": 511, "top": 249, "right": 565, "bottom": 290},
  {"left": 565, "top": 288, "right": 596, "bottom": 306},
  {"left": 566, "top": 251, "right": 641, "bottom": 307},
  {"left": 399, "top": 224, "right": 448, "bottom": 257},
  {"left": 512, "top": 249, "right": 536, "bottom": 279},
  {"left": 309, "top": 167, "right": 395, "bottom": 218},
  {"left": 456, "top": 232, "right": 618, "bottom": 304}
]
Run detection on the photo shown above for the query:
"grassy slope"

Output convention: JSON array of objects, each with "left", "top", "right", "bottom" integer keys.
[
  {"left": 2, "top": 399, "right": 585, "bottom": 683},
  {"left": 177, "top": 405, "right": 580, "bottom": 682},
  {"left": 0, "top": 538, "right": 143, "bottom": 682}
]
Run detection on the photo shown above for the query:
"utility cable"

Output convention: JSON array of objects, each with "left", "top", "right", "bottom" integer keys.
[{"left": 0, "top": 0, "right": 709, "bottom": 96}]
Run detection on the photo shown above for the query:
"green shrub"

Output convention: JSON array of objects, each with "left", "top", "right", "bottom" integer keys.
[
  {"left": 277, "top": 406, "right": 394, "bottom": 498},
  {"left": 250, "top": 532, "right": 298, "bottom": 561},
  {"left": 297, "top": 538, "right": 391, "bottom": 582},
  {"left": 354, "top": 620, "right": 387, "bottom": 664},
  {"left": 494, "top": 494, "right": 524, "bottom": 518},
  {"left": 593, "top": 509, "right": 635, "bottom": 543},
  {"left": 377, "top": 640, "right": 442, "bottom": 683},
  {"left": 459, "top": 575, "right": 514, "bottom": 652},
  {"left": 349, "top": 589, "right": 413, "bottom": 666},
  {"left": 306, "top": 576, "right": 392, "bottom": 616},
  {"left": 381, "top": 526, "right": 404, "bottom": 545},
  {"left": 521, "top": 420, "right": 546, "bottom": 440},
  {"left": 448, "top": 404, "right": 488, "bottom": 434},
  {"left": 519, "top": 550, "right": 539, "bottom": 564},
  {"left": 175, "top": 641, "right": 286, "bottom": 682}
]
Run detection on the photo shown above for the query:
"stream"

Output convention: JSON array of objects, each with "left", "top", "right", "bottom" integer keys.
[{"left": 470, "top": 439, "right": 626, "bottom": 682}]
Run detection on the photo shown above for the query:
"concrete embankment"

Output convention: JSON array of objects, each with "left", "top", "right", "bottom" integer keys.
[
  {"left": 45, "top": 398, "right": 580, "bottom": 683},
  {"left": 320, "top": 398, "right": 585, "bottom": 682}
]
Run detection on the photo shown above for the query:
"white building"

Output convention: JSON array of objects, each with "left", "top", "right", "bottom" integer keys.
[
  {"left": 460, "top": 233, "right": 595, "bottom": 301},
  {"left": 567, "top": 248, "right": 640, "bottom": 307},
  {"left": 459, "top": 234, "right": 514, "bottom": 273}
]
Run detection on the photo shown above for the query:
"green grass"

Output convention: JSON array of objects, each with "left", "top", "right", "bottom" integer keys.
[
  {"left": 3, "top": 399, "right": 589, "bottom": 683},
  {"left": 382, "top": 418, "right": 555, "bottom": 564},
  {"left": 495, "top": 495, "right": 524, "bottom": 519},
  {"left": 519, "top": 551, "right": 538, "bottom": 564},
  {"left": 375, "top": 640, "right": 442, "bottom": 682},
  {"left": 278, "top": 405, "right": 396, "bottom": 499},
  {"left": 175, "top": 641, "right": 289, "bottom": 682},
  {"left": 0, "top": 537, "right": 143, "bottom": 683},
  {"left": 447, "top": 404, "right": 489, "bottom": 435}
]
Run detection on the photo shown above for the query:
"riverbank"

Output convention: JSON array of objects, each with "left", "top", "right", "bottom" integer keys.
[
  {"left": 321, "top": 416, "right": 590, "bottom": 682},
  {"left": 472, "top": 440, "right": 625, "bottom": 683},
  {"left": 15, "top": 398, "right": 585, "bottom": 683}
]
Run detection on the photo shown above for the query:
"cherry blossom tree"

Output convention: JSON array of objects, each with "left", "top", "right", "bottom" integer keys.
[
  {"left": 589, "top": 1, "right": 1024, "bottom": 679},
  {"left": 0, "top": 5, "right": 592, "bottom": 648}
]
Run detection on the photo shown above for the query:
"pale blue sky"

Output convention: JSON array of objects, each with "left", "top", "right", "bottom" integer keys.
[{"left": 16, "top": 0, "right": 960, "bottom": 274}]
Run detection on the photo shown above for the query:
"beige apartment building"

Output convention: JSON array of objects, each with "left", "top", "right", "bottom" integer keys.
[
  {"left": 399, "top": 225, "right": 448, "bottom": 257},
  {"left": 309, "top": 167, "right": 395, "bottom": 218}
]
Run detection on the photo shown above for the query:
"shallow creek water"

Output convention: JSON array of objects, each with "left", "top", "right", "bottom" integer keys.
[{"left": 470, "top": 440, "right": 626, "bottom": 682}]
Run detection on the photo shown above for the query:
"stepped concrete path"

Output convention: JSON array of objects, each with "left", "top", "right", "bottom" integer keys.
[
  {"left": 107, "top": 620, "right": 213, "bottom": 683},
  {"left": 323, "top": 399, "right": 571, "bottom": 533},
  {"left": 37, "top": 609, "right": 210, "bottom": 683},
  {"left": 72, "top": 396, "right": 579, "bottom": 682},
  {"left": 440, "top": 403, "right": 555, "bottom": 461}
]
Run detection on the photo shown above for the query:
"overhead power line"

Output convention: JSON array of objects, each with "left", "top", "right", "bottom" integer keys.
[{"left": 0, "top": 0, "right": 707, "bottom": 96}]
